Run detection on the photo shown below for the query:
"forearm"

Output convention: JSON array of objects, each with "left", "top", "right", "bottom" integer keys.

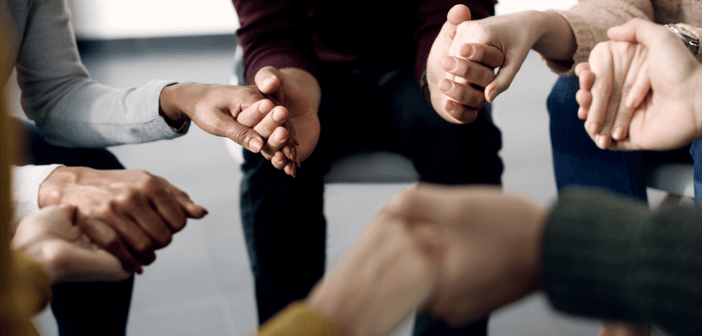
[
  {"left": 280, "top": 67, "right": 322, "bottom": 112},
  {"left": 531, "top": 11, "right": 577, "bottom": 62},
  {"left": 29, "top": 80, "right": 183, "bottom": 148}
]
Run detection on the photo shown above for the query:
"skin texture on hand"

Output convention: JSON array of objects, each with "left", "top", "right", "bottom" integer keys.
[
  {"left": 11, "top": 205, "right": 130, "bottom": 284},
  {"left": 235, "top": 89, "right": 301, "bottom": 177},
  {"left": 305, "top": 198, "right": 443, "bottom": 336},
  {"left": 433, "top": 9, "right": 576, "bottom": 124},
  {"left": 387, "top": 185, "right": 547, "bottom": 326},
  {"left": 576, "top": 19, "right": 702, "bottom": 151},
  {"left": 576, "top": 41, "right": 649, "bottom": 149},
  {"left": 37, "top": 167, "right": 207, "bottom": 273},
  {"left": 159, "top": 82, "right": 289, "bottom": 155},
  {"left": 240, "top": 66, "right": 321, "bottom": 175}
]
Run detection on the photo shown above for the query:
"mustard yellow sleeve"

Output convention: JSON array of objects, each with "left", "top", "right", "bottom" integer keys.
[
  {"left": 258, "top": 302, "right": 344, "bottom": 336},
  {"left": 10, "top": 250, "right": 52, "bottom": 317},
  {"left": 0, "top": 250, "right": 51, "bottom": 336}
]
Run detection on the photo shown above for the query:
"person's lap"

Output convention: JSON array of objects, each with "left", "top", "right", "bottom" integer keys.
[
  {"left": 240, "top": 64, "right": 503, "bottom": 335},
  {"left": 14, "top": 119, "right": 133, "bottom": 336}
]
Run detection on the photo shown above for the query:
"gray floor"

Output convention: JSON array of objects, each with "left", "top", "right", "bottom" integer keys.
[{"left": 29, "top": 35, "right": 607, "bottom": 335}]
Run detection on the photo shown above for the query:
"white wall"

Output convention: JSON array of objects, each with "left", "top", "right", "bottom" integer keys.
[
  {"left": 66, "top": 0, "right": 239, "bottom": 39},
  {"left": 66, "top": 0, "right": 579, "bottom": 40},
  {"left": 496, "top": 0, "right": 577, "bottom": 15}
]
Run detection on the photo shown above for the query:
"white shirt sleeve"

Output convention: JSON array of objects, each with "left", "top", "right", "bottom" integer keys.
[{"left": 11, "top": 164, "right": 62, "bottom": 231}]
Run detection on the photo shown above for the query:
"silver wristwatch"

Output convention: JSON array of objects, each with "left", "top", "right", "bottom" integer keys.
[{"left": 665, "top": 24, "right": 700, "bottom": 55}]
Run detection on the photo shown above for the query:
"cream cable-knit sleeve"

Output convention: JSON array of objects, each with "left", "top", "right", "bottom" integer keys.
[{"left": 539, "top": 0, "right": 654, "bottom": 76}]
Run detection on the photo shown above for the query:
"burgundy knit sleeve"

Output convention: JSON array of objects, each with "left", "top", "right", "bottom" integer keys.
[
  {"left": 232, "top": 0, "right": 320, "bottom": 84},
  {"left": 414, "top": 0, "right": 496, "bottom": 82}
]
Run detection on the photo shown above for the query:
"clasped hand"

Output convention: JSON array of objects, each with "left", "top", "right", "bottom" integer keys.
[
  {"left": 38, "top": 167, "right": 207, "bottom": 274},
  {"left": 12, "top": 205, "right": 130, "bottom": 284},
  {"left": 576, "top": 19, "right": 702, "bottom": 151}
]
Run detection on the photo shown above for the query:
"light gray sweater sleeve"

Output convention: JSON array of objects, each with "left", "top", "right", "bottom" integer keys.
[
  {"left": 14, "top": 0, "right": 185, "bottom": 148},
  {"left": 10, "top": 164, "right": 62, "bottom": 230}
]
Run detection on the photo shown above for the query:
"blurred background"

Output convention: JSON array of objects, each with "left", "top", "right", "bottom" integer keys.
[{"left": 9, "top": 0, "right": 637, "bottom": 335}]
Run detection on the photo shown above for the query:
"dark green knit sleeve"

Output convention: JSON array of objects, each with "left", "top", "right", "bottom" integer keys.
[{"left": 543, "top": 189, "right": 702, "bottom": 336}]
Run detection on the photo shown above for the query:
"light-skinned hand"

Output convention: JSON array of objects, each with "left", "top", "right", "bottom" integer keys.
[
  {"left": 12, "top": 205, "right": 131, "bottom": 284},
  {"left": 234, "top": 90, "right": 300, "bottom": 177},
  {"left": 37, "top": 167, "right": 207, "bottom": 273},
  {"left": 305, "top": 195, "right": 443, "bottom": 336},
  {"left": 245, "top": 66, "right": 322, "bottom": 176},
  {"left": 576, "top": 41, "right": 648, "bottom": 149},
  {"left": 427, "top": 5, "right": 504, "bottom": 124},
  {"left": 578, "top": 19, "right": 702, "bottom": 151},
  {"left": 387, "top": 185, "right": 546, "bottom": 326}
]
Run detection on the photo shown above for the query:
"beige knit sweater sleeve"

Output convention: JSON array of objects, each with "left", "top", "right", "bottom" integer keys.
[{"left": 541, "top": 0, "right": 655, "bottom": 76}]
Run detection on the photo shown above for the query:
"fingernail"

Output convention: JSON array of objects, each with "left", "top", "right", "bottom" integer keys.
[
  {"left": 460, "top": 44, "right": 473, "bottom": 58},
  {"left": 262, "top": 77, "right": 275, "bottom": 90},
  {"left": 597, "top": 135, "right": 607, "bottom": 148},
  {"left": 613, "top": 127, "right": 624, "bottom": 140},
  {"left": 258, "top": 100, "right": 271, "bottom": 113},
  {"left": 587, "top": 122, "right": 598, "bottom": 135},
  {"left": 249, "top": 138, "right": 263, "bottom": 152},
  {"left": 445, "top": 100, "right": 455, "bottom": 112},
  {"left": 272, "top": 108, "right": 286, "bottom": 123},
  {"left": 439, "top": 79, "right": 452, "bottom": 93},
  {"left": 442, "top": 57, "right": 456, "bottom": 71}
]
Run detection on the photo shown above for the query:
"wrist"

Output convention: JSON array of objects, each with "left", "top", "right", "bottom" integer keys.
[
  {"left": 38, "top": 166, "right": 78, "bottom": 208},
  {"left": 531, "top": 11, "right": 577, "bottom": 62},
  {"left": 158, "top": 83, "right": 190, "bottom": 130}
]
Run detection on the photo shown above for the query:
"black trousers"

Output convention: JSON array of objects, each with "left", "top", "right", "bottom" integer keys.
[
  {"left": 240, "top": 65, "right": 503, "bottom": 335},
  {"left": 16, "top": 120, "right": 133, "bottom": 336}
]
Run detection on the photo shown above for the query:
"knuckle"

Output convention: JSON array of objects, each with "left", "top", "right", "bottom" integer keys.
[{"left": 233, "top": 127, "right": 250, "bottom": 145}]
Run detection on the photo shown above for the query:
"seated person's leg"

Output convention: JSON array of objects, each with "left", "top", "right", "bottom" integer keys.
[
  {"left": 690, "top": 140, "right": 702, "bottom": 203},
  {"left": 240, "top": 103, "right": 335, "bottom": 325},
  {"left": 548, "top": 76, "right": 648, "bottom": 201},
  {"left": 549, "top": 76, "right": 694, "bottom": 203},
  {"left": 15, "top": 119, "right": 133, "bottom": 335},
  {"left": 382, "top": 67, "right": 500, "bottom": 335}
]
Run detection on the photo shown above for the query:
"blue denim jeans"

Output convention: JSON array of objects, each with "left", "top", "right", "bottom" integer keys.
[
  {"left": 15, "top": 120, "right": 133, "bottom": 336},
  {"left": 240, "top": 64, "right": 503, "bottom": 335},
  {"left": 548, "top": 76, "right": 693, "bottom": 202}
]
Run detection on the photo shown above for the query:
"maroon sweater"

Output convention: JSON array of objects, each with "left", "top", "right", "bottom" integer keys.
[{"left": 233, "top": 0, "right": 496, "bottom": 84}]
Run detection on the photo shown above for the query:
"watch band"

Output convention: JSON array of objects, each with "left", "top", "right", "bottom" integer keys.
[{"left": 665, "top": 24, "right": 700, "bottom": 55}]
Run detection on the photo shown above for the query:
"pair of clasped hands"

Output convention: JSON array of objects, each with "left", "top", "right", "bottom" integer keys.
[
  {"left": 23, "top": 53, "right": 321, "bottom": 282},
  {"left": 430, "top": 5, "right": 702, "bottom": 153}
]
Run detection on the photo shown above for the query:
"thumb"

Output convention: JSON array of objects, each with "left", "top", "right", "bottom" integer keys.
[
  {"left": 254, "top": 66, "right": 283, "bottom": 95},
  {"left": 198, "top": 108, "right": 264, "bottom": 153},
  {"left": 607, "top": 18, "right": 667, "bottom": 48},
  {"left": 436, "top": 5, "right": 472, "bottom": 44},
  {"left": 485, "top": 51, "right": 527, "bottom": 102}
]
